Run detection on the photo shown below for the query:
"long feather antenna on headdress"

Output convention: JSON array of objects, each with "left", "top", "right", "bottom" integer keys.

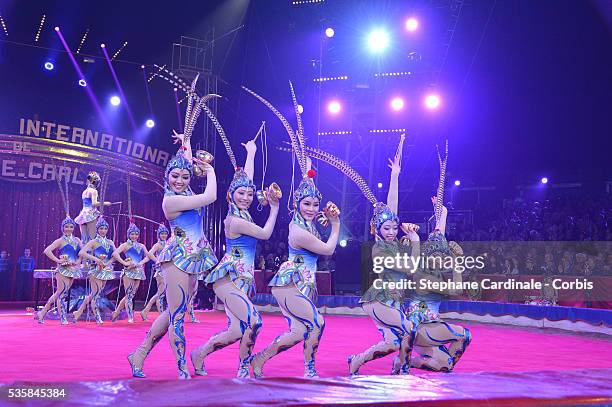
[
  {"left": 242, "top": 85, "right": 306, "bottom": 176},
  {"left": 279, "top": 142, "right": 377, "bottom": 205},
  {"left": 435, "top": 140, "right": 449, "bottom": 222},
  {"left": 288, "top": 81, "right": 307, "bottom": 167},
  {"left": 55, "top": 165, "right": 70, "bottom": 217},
  {"left": 200, "top": 102, "right": 237, "bottom": 168}
]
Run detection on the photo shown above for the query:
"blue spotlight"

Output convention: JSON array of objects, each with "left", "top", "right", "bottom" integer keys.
[
  {"left": 377, "top": 182, "right": 383, "bottom": 189},
  {"left": 44, "top": 62, "right": 54, "bottom": 71},
  {"left": 541, "top": 177, "right": 548, "bottom": 184},
  {"left": 367, "top": 29, "right": 390, "bottom": 53},
  {"left": 110, "top": 96, "right": 121, "bottom": 106},
  {"left": 454, "top": 180, "right": 461, "bottom": 186},
  {"left": 145, "top": 119, "right": 155, "bottom": 128},
  {"left": 339, "top": 239, "right": 347, "bottom": 248},
  {"left": 78, "top": 79, "right": 87, "bottom": 87},
  {"left": 325, "top": 27, "right": 335, "bottom": 38}
]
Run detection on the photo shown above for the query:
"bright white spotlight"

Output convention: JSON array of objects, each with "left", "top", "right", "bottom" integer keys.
[
  {"left": 140, "top": 64, "right": 145, "bottom": 69},
  {"left": 297, "top": 104, "right": 304, "bottom": 114},
  {"left": 78, "top": 79, "right": 87, "bottom": 87},
  {"left": 454, "top": 180, "right": 461, "bottom": 186},
  {"left": 377, "top": 182, "right": 383, "bottom": 189},
  {"left": 405, "top": 18, "right": 419, "bottom": 32},
  {"left": 339, "top": 239, "right": 347, "bottom": 248},
  {"left": 54, "top": 26, "right": 59, "bottom": 32},
  {"left": 424, "top": 94, "right": 441, "bottom": 110},
  {"left": 110, "top": 96, "right": 121, "bottom": 106},
  {"left": 325, "top": 27, "right": 335, "bottom": 38},
  {"left": 100, "top": 43, "right": 106, "bottom": 48},
  {"left": 44, "top": 62, "right": 54, "bottom": 71},
  {"left": 146, "top": 119, "right": 155, "bottom": 128},
  {"left": 390, "top": 97, "right": 405, "bottom": 112},
  {"left": 328, "top": 100, "right": 342, "bottom": 115},
  {"left": 368, "top": 29, "right": 390, "bottom": 53},
  {"left": 541, "top": 177, "right": 548, "bottom": 184}
]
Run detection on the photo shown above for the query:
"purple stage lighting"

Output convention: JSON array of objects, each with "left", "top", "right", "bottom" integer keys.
[
  {"left": 325, "top": 27, "right": 335, "bottom": 38},
  {"left": 339, "top": 239, "right": 347, "bottom": 248},
  {"left": 54, "top": 26, "right": 59, "bottom": 32},
  {"left": 328, "top": 100, "right": 342, "bottom": 115},
  {"left": 100, "top": 43, "right": 106, "bottom": 48},
  {"left": 297, "top": 104, "right": 304, "bottom": 114},
  {"left": 110, "top": 96, "right": 121, "bottom": 106},
  {"left": 377, "top": 182, "right": 383, "bottom": 189},
  {"left": 367, "top": 29, "right": 390, "bottom": 53},
  {"left": 405, "top": 18, "right": 419, "bottom": 32},
  {"left": 145, "top": 119, "right": 155, "bottom": 128},
  {"left": 390, "top": 97, "right": 405, "bottom": 111},
  {"left": 424, "top": 94, "right": 441, "bottom": 110},
  {"left": 454, "top": 180, "right": 461, "bottom": 186},
  {"left": 78, "top": 79, "right": 87, "bottom": 87},
  {"left": 44, "top": 62, "right": 54, "bottom": 71},
  {"left": 541, "top": 177, "right": 548, "bottom": 184}
]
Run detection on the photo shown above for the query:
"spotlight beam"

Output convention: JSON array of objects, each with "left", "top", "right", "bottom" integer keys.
[
  {"left": 54, "top": 27, "right": 112, "bottom": 132},
  {"left": 101, "top": 45, "right": 137, "bottom": 131}
]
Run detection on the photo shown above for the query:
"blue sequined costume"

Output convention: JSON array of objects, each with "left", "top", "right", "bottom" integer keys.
[
  {"left": 404, "top": 230, "right": 449, "bottom": 327},
  {"left": 122, "top": 241, "right": 147, "bottom": 280},
  {"left": 56, "top": 235, "right": 82, "bottom": 278},
  {"left": 158, "top": 204, "right": 218, "bottom": 276},
  {"left": 74, "top": 196, "right": 101, "bottom": 225},
  {"left": 204, "top": 234, "right": 257, "bottom": 297},
  {"left": 269, "top": 240, "right": 319, "bottom": 302},
  {"left": 360, "top": 240, "right": 407, "bottom": 310},
  {"left": 90, "top": 236, "right": 116, "bottom": 280}
]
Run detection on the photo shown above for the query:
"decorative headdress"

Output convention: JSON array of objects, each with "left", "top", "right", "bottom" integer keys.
[
  {"left": 280, "top": 134, "right": 404, "bottom": 240},
  {"left": 55, "top": 167, "right": 75, "bottom": 230},
  {"left": 96, "top": 216, "right": 109, "bottom": 231},
  {"left": 157, "top": 223, "right": 169, "bottom": 240},
  {"left": 127, "top": 221, "right": 140, "bottom": 237},
  {"left": 155, "top": 71, "right": 220, "bottom": 195},
  {"left": 87, "top": 171, "right": 101, "bottom": 188},
  {"left": 424, "top": 140, "right": 450, "bottom": 256},
  {"left": 242, "top": 82, "right": 321, "bottom": 215},
  {"left": 199, "top": 102, "right": 256, "bottom": 204}
]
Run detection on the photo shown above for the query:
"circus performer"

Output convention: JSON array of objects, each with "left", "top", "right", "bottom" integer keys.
[
  {"left": 243, "top": 83, "right": 340, "bottom": 379},
  {"left": 128, "top": 76, "right": 218, "bottom": 379},
  {"left": 191, "top": 116, "right": 280, "bottom": 378},
  {"left": 75, "top": 216, "right": 117, "bottom": 324},
  {"left": 397, "top": 141, "right": 472, "bottom": 373},
  {"left": 111, "top": 222, "right": 150, "bottom": 323},
  {"left": 74, "top": 171, "right": 110, "bottom": 244},
  {"left": 288, "top": 134, "right": 417, "bottom": 376},
  {"left": 140, "top": 224, "right": 169, "bottom": 321},
  {"left": 38, "top": 215, "right": 83, "bottom": 324}
]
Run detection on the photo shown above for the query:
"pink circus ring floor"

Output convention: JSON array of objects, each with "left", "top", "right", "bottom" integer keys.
[{"left": 0, "top": 310, "right": 611, "bottom": 405}]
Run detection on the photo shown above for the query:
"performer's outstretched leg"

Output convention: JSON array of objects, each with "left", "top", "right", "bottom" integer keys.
[
  {"left": 190, "top": 278, "right": 262, "bottom": 377},
  {"left": 125, "top": 278, "right": 140, "bottom": 323},
  {"left": 128, "top": 264, "right": 191, "bottom": 379},
  {"left": 73, "top": 276, "right": 105, "bottom": 323},
  {"left": 348, "top": 301, "right": 414, "bottom": 375},
  {"left": 165, "top": 265, "right": 192, "bottom": 379},
  {"left": 113, "top": 276, "right": 139, "bottom": 323},
  {"left": 251, "top": 284, "right": 324, "bottom": 378},
  {"left": 128, "top": 310, "right": 169, "bottom": 378},
  {"left": 410, "top": 321, "right": 472, "bottom": 372},
  {"left": 37, "top": 274, "right": 74, "bottom": 325},
  {"left": 141, "top": 274, "right": 166, "bottom": 320},
  {"left": 187, "top": 279, "right": 199, "bottom": 323}
]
